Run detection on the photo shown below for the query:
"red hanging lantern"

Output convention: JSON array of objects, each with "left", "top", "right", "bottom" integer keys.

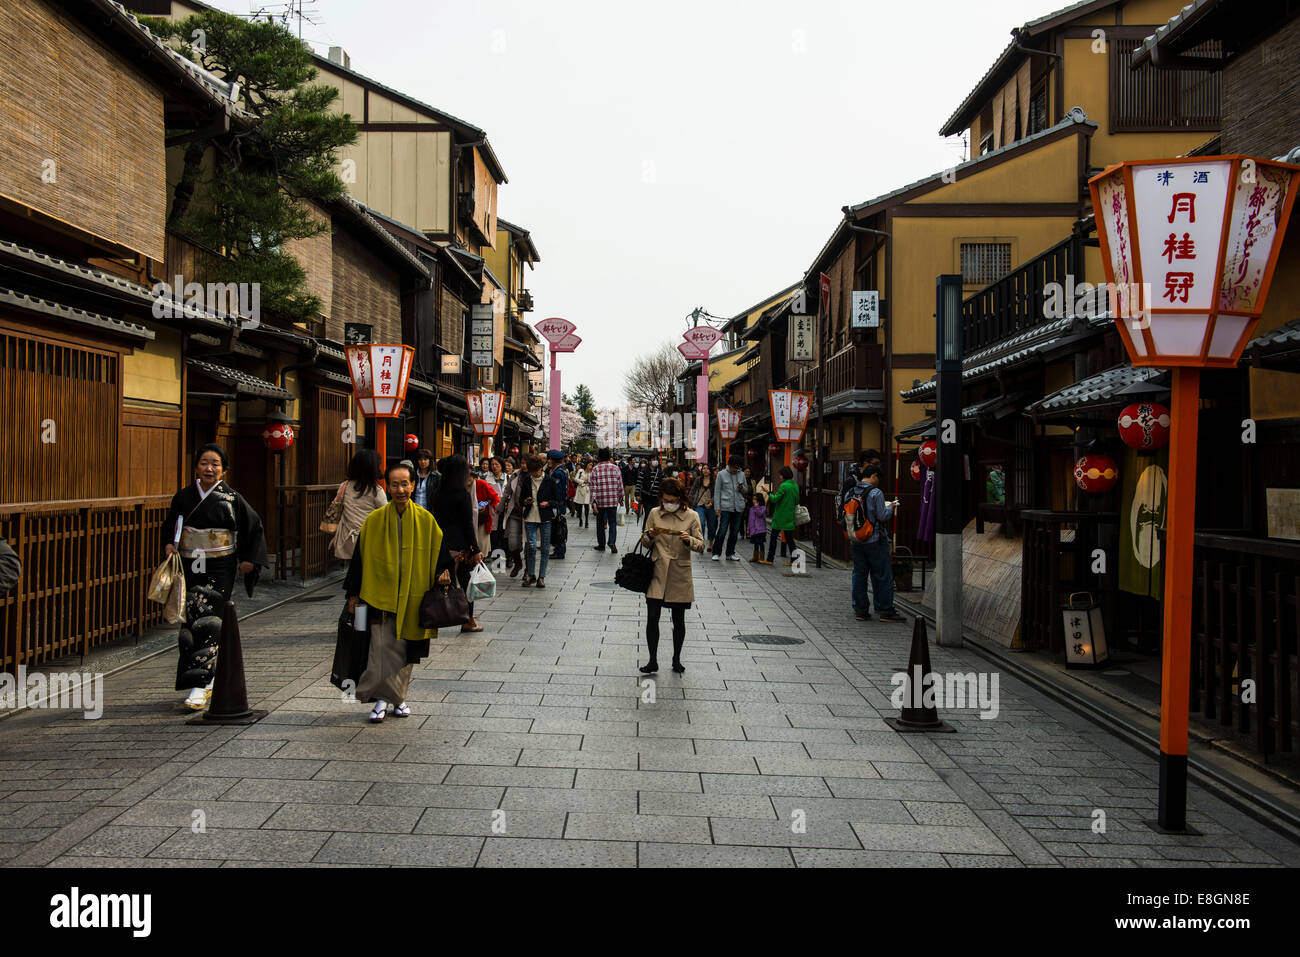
[
  {"left": 918, "top": 439, "right": 937, "bottom": 469},
  {"left": 910, "top": 459, "right": 922, "bottom": 482},
  {"left": 767, "top": 442, "right": 782, "bottom": 457},
  {"left": 404, "top": 433, "right": 420, "bottom": 451},
  {"left": 509, "top": 445, "right": 520, "bottom": 456},
  {"left": 793, "top": 454, "right": 809, "bottom": 471},
  {"left": 262, "top": 421, "right": 295, "bottom": 452},
  {"left": 1117, "top": 402, "right": 1171, "bottom": 450},
  {"left": 746, "top": 446, "right": 761, "bottom": 460},
  {"left": 1074, "top": 454, "right": 1119, "bottom": 493}
]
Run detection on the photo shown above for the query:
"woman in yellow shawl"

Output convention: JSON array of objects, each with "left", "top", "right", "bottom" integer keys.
[{"left": 344, "top": 462, "right": 449, "bottom": 722}]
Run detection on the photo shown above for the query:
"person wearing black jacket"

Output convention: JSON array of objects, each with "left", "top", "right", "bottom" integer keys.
[
  {"left": 431, "top": 454, "right": 485, "bottom": 632},
  {"left": 636, "top": 457, "right": 664, "bottom": 528}
]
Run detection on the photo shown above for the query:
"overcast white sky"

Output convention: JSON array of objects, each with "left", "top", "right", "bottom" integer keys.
[{"left": 213, "top": 0, "right": 1064, "bottom": 408}]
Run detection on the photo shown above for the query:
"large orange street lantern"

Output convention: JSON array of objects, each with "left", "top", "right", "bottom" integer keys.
[
  {"left": 716, "top": 407, "right": 740, "bottom": 463},
  {"left": 1090, "top": 155, "right": 1299, "bottom": 832},
  {"left": 1092, "top": 156, "right": 1298, "bottom": 367},
  {"left": 769, "top": 389, "right": 813, "bottom": 468},
  {"left": 468, "top": 390, "right": 506, "bottom": 460},
  {"left": 346, "top": 344, "right": 416, "bottom": 481}
]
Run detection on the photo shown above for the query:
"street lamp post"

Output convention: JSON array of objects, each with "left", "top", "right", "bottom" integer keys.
[
  {"left": 1089, "top": 154, "right": 1299, "bottom": 830},
  {"left": 934, "top": 275, "right": 964, "bottom": 648}
]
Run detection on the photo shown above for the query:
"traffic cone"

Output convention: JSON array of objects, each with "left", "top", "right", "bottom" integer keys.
[
  {"left": 188, "top": 600, "right": 268, "bottom": 725},
  {"left": 885, "top": 616, "right": 954, "bottom": 733}
]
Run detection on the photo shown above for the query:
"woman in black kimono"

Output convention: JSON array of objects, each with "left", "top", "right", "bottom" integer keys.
[{"left": 162, "top": 443, "right": 267, "bottom": 710}]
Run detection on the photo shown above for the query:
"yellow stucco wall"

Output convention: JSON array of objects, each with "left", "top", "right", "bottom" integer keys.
[
  {"left": 938, "top": 134, "right": 1083, "bottom": 205},
  {"left": 1061, "top": 36, "right": 1210, "bottom": 169},
  {"left": 123, "top": 326, "right": 182, "bottom": 407}
]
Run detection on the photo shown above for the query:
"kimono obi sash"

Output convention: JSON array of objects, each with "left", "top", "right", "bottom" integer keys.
[{"left": 179, "top": 526, "right": 236, "bottom": 558}]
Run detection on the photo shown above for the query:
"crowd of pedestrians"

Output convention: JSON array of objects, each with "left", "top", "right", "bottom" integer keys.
[{"left": 150, "top": 439, "right": 905, "bottom": 724}]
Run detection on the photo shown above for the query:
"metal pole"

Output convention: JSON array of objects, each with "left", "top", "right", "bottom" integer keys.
[
  {"left": 1158, "top": 365, "right": 1199, "bottom": 831},
  {"left": 697, "top": 358, "right": 709, "bottom": 464},
  {"left": 935, "top": 274, "right": 963, "bottom": 648},
  {"left": 549, "top": 348, "right": 560, "bottom": 451}
]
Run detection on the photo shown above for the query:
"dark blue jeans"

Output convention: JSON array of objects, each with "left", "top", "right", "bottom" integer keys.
[
  {"left": 711, "top": 510, "right": 743, "bottom": 556},
  {"left": 595, "top": 506, "right": 619, "bottom": 548},
  {"left": 851, "top": 537, "right": 895, "bottom": 614}
]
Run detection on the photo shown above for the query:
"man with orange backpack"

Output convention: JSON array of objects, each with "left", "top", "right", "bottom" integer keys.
[{"left": 841, "top": 463, "right": 904, "bottom": 623}]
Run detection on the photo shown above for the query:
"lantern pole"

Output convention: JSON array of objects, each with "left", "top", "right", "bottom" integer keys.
[
  {"left": 1157, "top": 366, "right": 1199, "bottom": 831},
  {"left": 376, "top": 419, "right": 387, "bottom": 490}
]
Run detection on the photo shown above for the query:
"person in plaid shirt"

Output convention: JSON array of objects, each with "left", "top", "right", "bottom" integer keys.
[{"left": 589, "top": 447, "right": 625, "bottom": 553}]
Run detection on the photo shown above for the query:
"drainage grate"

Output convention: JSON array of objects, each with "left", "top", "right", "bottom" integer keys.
[
  {"left": 300, "top": 593, "right": 335, "bottom": 603},
  {"left": 592, "top": 581, "right": 622, "bottom": 589},
  {"left": 735, "top": 633, "right": 804, "bottom": 646}
]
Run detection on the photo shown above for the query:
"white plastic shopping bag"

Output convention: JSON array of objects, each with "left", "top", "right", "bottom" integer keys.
[{"left": 467, "top": 562, "right": 497, "bottom": 602}]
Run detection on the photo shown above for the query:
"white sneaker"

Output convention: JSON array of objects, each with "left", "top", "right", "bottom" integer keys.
[
  {"left": 726, "top": 554, "right": 742, "bottom": 561},
  {"left": 711, "top": 554, "right": 721, "bottom": 562}
]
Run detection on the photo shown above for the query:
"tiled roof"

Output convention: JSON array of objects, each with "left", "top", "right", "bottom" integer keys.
[
  {"left": 185, "top": 358, "right": 293, "bottom": 399},
  {"left": 0, "top": 239, "right": 235, "bottom": 329},
  {"left": 901, "top": 313, "right": 1111, "bottom": 400},
  {"left": 939, "top": 0, "right": 1115, "bottom": 135},
  {"left": 962, "top": 392, "right": 1027, "bottom": 422},
  {"left": 338, "top": 196, "right": 430, "bottom": 280},
  {"left": 1024, "top": 364, "right": 1166, "bottom": 418},
  {"left": 896, "top": 417, "right": 936, "bottom": 439},
  {"left": 1243, "top": 317, "right": 1300, "bottom": 362},
  {"left": 850, "top": 110, "right": 1096, "bottom": 220},
  {"left": 0, "top": 287, "right": 154, "bottom": 340},
  {"left": 1131, "top": 0, "right": 1219, "bottom": 66},
  {"left": 93, "top": 0, "right": 254, "bottom": 121}
]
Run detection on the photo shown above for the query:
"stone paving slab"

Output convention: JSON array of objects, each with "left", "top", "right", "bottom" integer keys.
[{"left": 1, "top": 516, "right": 1297, "bottom": 867}]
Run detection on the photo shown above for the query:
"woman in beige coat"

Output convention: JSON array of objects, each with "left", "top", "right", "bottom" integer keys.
[
  {"left": 638, "top": 477, "right": 705, "bottom": 674},
  {"left": 331, "top": 450, "right": 387, "bottom": 560}
]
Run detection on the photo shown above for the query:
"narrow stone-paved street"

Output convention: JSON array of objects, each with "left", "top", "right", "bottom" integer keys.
[{"left": 1, "top": 518, "right": 1295, "bottom": 868}]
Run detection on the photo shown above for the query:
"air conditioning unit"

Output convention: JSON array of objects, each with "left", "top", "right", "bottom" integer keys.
[
  {"left": 457, "top": 191, "right": 474, "bottom": 222},
  {"left": 518, "top": 290, "right": 534, "bottom": 312}
]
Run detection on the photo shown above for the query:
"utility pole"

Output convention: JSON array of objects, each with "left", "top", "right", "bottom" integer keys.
[{"left": 935, "top": 275, "right": 964, "bottom": 647}]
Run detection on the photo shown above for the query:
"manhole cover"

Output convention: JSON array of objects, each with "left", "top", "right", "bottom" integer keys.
[{"left": 735, "top": 634, "right": 804, "bottom": 646}]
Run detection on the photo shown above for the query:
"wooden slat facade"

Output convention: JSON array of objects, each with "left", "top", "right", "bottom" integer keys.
[
  {"left": 0, "top": 496, "right": 170, "bottom": 672},
  {"left": 0, "top": 324, "right": 122, "bottom": 504}
]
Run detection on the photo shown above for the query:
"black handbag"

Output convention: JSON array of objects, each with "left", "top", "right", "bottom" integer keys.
[
  {"left": 419, "top": 582, "right": 471, "bottom": 629},
  {"left": 614, "top": 540, "right": 656, "bottom": 594},
  {"left": 330, "top": 604, "right": 371, "bottom": 691},
  {"left": 551, "top": 514, "right": 568, "bottom": 547}
]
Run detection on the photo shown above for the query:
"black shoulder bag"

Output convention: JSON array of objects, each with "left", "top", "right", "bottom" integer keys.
[{"left": 614, "top": 538, "right": 656, "bottom": 594}]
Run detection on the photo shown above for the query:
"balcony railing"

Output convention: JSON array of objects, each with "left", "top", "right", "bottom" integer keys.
[
  {"left": 1192, "top": 533, "right": 1300, "bottom": 756},
  {"left": 962, "top": 234, "right": 1078, "bottom": 354},
  {"left": 800, "top": 342, "right": 884, "bottom": 396}
]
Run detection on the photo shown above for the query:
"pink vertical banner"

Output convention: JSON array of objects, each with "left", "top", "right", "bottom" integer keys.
[
  {"left": 534, "top": 318, "right": 580, "bottom": 452},
  {"left": 681, "top": 326, "right": 723, "bottom": 465}
]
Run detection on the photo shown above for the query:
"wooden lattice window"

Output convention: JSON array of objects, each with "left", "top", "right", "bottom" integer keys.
[
  {"left": 961, "top": 242, "right": 1011, "bottom": 286},
  {"left": 0, "top": 328, "right": 121, "bottom": 503}
]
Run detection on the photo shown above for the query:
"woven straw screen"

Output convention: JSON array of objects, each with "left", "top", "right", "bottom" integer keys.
[
  {"left": 0, "top": 1, "right": 166, "bottom": 263},
  {"left": 330, "top": 227, "right": 400, "bottom": 343},
  {"left": 284, "top": 203, "right": 334, "bottom": 319}
]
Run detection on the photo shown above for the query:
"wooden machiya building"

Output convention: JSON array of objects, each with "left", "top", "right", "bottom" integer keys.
[
  {"left": 890, "top": 0, "right": 1300, "bottom": 762},
  {"left": 0, "top": 0, "right": 256, "bottom": 672}
]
